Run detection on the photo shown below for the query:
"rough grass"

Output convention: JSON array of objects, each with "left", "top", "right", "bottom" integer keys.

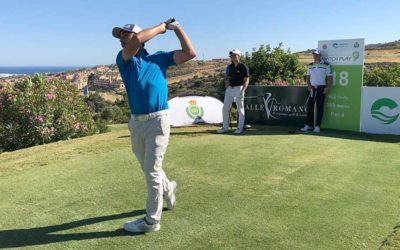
[{"left": 0, "top": 124, "right": 399, "bottom": 249}]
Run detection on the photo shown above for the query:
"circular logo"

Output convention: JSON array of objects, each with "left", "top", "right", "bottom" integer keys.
[
  {"left": 371, "top": 98, "right": 399, "bottom": 125},
  {"left": 186, "top": 100, "right": 204, "bottom": 119},
  {"left": 332, "top": 43, "right": 338, "bottom": 49},
  {"left": 322, "top": 44, "right": 327, "bottom": 50}
]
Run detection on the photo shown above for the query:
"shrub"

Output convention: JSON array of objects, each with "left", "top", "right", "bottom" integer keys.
[
  {"left": 101, "top": 105, "right": 128, "bottom": 123},
  {"left": 0, "top": 74, "right": 104, "bottom": 151},
  {"left": 241, "top": 43, "right": 306, "bottom": 85},
  {"left": 85, "top": 92, "right": 130, "bottom": 124},
  {"left": 364, "top": 64, "right": 400, "bottom": 87}
]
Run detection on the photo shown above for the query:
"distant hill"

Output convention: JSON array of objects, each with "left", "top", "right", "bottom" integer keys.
[
  {"left": 2, "top": 40, "right": 398, "bottom": 99},
  {"left": 365, "top": 40, "right": 400, "bottom": 50},
  {"left": 297, "top": 40, "right": 400, "bottom": 65},
  {"left": 297, "top": 40, "right": 400, "bottom": 53}
]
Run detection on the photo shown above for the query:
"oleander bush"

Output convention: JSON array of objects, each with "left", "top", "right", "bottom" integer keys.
[{"left": 0, "top": 74, "right": 105, "bottom": 151}]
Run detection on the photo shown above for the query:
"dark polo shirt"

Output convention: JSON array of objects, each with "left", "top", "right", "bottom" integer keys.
[{"left": 226, "top": 63, "right": 249, "bottom": 87}]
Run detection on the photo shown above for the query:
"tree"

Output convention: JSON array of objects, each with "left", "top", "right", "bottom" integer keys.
[{"left": 241, "top": 44, "right": 306, "bottom": 85}]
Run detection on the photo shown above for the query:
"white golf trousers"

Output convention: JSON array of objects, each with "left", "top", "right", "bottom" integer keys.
[
  {"left": 128, "top": 110, "right": 174, "bottom": 224},
  {"left": 222, "top": 86, "right": 245, "bottom": 129}
]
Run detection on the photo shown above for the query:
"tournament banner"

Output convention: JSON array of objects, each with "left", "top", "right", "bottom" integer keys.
[
  {"left": 318, "top": 38, "right": 364, "bottom": 131},
  {"left": 245, "top": 86, "right": 309, "bottom": 126},
  {"left": 361, "top": 87, "right": 400, "bottom": 135},
  {"left": 168, "top": 96, "right": 223, "bottom": 127}
]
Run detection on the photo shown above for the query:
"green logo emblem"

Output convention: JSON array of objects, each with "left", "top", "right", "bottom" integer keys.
[
  {"left": 186, "top": 100, "right": 204, "bottom": 119},
  {"left": 371, "top": 98, "right": 399, "bottom": 125},
  {"left": 332, "top": 43, "right": 338, "bottom": 48},
  {"left": 352, "top": 51, "right": 360, "bottom": 61},
  {"left": 354, "top": 42, "right": 360, "bottom": 48}
]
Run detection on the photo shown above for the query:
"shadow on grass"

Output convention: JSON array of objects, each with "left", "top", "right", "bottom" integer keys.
[
  {"left": 300, "top": 128, "right": 400, "bottom": 143},
  {"left": 0, "top": 209, "right": 147, "bottom": 248},
  {"left": 170, "top": 129, "right": 217, "bottom": 136},
  {"left": 207, "top": 124, "right": 400, "bottom": 143},
  {"left": 379, "top": 223, "right": 400, "bottom": 249}
]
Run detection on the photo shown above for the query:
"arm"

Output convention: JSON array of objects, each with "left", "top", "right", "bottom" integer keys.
[
  {"left": 171, "top": 25, "right": 197, "bottom": 65},
  {"left": 241, "top": 65, "right": 250, "bottom": 93},
  {"left": 242, "top": 77, "right": 250, "bottom": 93},
  {"left": 324, "top": 75, "right": 333, "bottom": 94},
  {"left": 306, "top": 75, "right": 312, "bottom": 91},
  {"left": 324, "top": 65, "right": 333, "bottom": 94},
  {"left": 225, "top": 66, "right": 230, "bottom": 88},
  {"left": 122, "top": 23, "right": 167, "bottom": 61}
]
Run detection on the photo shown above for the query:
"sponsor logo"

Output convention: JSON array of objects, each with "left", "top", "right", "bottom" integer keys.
[
  {"left": 354, "top": 42, "right": 360, "bottom": 48},
  {"left": 322, "top": 44, "right": 328, "bottom": 50},
  {"left": 263, "top": 93, "right": 279, "bottom": 119},
  {"left": 352, "top": 51, "right": 360, "bottom": 61},
  {"left": 332, "top": 42, "right": 350, "bottom": 49},
  {"left": 246, "top": 92, "right": 306, "bottom": 119},
  {"left": 186, "top": 99, "right": 204, "bottom": 119},
  {"left": 370, "top": 98, "right": 399, "bottom": 125}
]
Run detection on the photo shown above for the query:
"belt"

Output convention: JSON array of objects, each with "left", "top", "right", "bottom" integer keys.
[
  {"left": 312, "top": 85, "right": 326, "bottom": 89},
  {"left": 130, "top": 110, "right": 168, "bottom": 122}
]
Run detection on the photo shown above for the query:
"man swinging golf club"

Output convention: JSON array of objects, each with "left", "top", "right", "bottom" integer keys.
[{"left": 112, "top": 18, "right": 196, "bottom": 233}]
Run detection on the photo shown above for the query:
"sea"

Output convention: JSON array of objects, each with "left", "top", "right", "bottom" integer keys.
[{"left": 0, "top": 66, "right": 89, "bottom": 78}]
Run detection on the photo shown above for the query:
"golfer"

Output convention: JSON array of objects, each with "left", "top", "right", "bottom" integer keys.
[
  {"left": 217, "top": 49, "right": 249, "bottom": 134},
  {"left": 300, "top": 48, "right": 332, "bottom": 133},
  {"left": 112, "top": 18, "right": 196, "bottom": 232}
]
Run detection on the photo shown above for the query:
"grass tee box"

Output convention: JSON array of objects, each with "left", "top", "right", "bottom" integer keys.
[{"left": 0, "top": 124, "right": 399, "bottom": 249}]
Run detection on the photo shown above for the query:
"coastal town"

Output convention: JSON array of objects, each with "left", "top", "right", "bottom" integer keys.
[{"left": 0, "top": 64, "right": 124, "bottom": 94}]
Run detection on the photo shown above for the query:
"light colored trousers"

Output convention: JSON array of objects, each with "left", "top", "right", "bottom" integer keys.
[
  {"left": 128, "top": 111, "right": 174, "bottom": 224},
  {"left": 222, "top": 86, "right": 245, "bottom": 129}
]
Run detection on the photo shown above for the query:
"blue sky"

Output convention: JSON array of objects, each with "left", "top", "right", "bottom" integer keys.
[{"left": 0, "top": 0, "right": 399, "bottom": 66}]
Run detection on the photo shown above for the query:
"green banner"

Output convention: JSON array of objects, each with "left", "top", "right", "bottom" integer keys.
[
  {"left": 318, "top": 39, "right": 364, "bottom": 131},
  {"left": 323, "top": 65, "right": 363, "bottom": 131}
]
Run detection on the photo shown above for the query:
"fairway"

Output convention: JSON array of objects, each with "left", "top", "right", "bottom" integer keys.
[{"left": 1, "top": 124, "right": 399, "bottom": 249}]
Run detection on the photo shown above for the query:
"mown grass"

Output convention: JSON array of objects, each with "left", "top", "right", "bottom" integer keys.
[{"left": 0, "top": 124, "right": 399, "bottom": 249}]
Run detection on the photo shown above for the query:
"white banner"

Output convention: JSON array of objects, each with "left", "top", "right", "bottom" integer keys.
[
  {"left": 319, "top": 39, "right": 365, "bottom": 65},
  {"left": 361, "top": 87, "right": 400, "bottom": 135},
  {"left": 168, "top": 96, "right": 223, "bottom": 127}
]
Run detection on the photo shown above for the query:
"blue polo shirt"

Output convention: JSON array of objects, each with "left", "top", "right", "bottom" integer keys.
[{"left": 116, "top": 49, "right": 176, "bottom": 115}]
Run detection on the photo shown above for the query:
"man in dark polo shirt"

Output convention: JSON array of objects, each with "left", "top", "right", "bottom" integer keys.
[{"left": 217, "top": 49, "right": 249, "bottom": 134}]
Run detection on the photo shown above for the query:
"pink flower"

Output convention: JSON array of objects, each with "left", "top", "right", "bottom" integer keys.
[
  {"left": 74, "top": 123, "right": 81, "bottom": 130},
  {"left": 46, "top": 93, "right": 55, "bottom": 100},
  {"left": 35, "top": 115, "right": 44, "bottom": 123},
  {"left": 7, "top": 94, "right": 14, "bottom": 101}
]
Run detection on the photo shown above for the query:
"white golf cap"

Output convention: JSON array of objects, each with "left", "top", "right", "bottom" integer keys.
[
  {"left": 229, "top": 49, "right": 241, "bottom": 56},
  {"left": 112, "top": 24, "right": 142, "bottom": 38},
  {"left": 312, "top": 48, "right": 321, "bottom": 55}
]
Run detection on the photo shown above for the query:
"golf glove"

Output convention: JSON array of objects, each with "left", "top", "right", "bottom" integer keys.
[{"left": 165, "top": 18, "right": 180, "bottom": 30}]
